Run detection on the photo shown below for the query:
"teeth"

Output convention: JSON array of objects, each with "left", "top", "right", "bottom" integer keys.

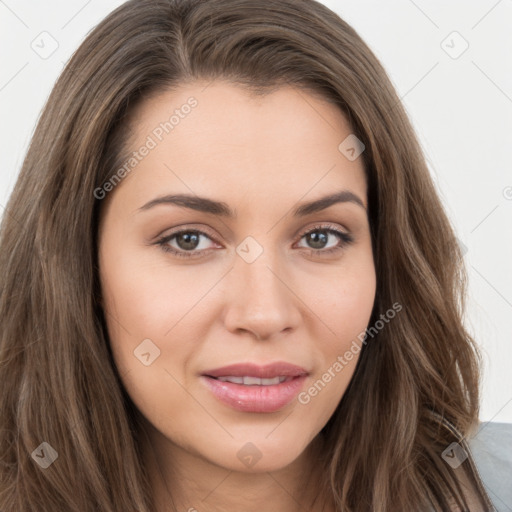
[
  {"left": 261, "top": 377, "right": 281, "bottom": 385},
  {"left": 217, "top": 376, "right": 244, "bottom": 384},
  {"left": 216, "top": 376, "right": 288, "bottom": 385},
  {"left": 244, "top": 376, "right": 263, "bottom": 385}
]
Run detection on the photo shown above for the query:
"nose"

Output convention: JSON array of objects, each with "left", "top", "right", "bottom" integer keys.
[{"left": 221, "top": 248, "right": 301, "bottom": 341}]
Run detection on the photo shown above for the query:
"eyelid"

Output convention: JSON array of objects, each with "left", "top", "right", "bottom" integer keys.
[
  {"left": 156, "top": 224, "right": 221, "bottom": 244},
  {"left": 293, "top": 222, "right": 354, "bottom": 253},
  {"left": 295, "top": 222, "right": 348, "bottom": 239},
  {"left": 155, "top": 222, "right": 353, "bottom": 258},
  {"left": 155, "top": 224, "right": 222, "bottom": 256}
]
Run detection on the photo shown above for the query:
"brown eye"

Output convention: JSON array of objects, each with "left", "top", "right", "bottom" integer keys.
[
  {"left": 303, "top": 230, "right": 330, "bottom": 250},
  {"left": 156, "top": 229, "right": 219, "bottom": 258},
  {"left": 296, "top": 225, "right": 354, "bottom": 255},
  {"left": 174, "top": 231, "right": 202, "bottom": 251}
]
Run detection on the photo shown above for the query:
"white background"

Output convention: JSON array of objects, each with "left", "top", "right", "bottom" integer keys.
[{"left": 0, "top": 0, "right": 511, "bottom": 423}]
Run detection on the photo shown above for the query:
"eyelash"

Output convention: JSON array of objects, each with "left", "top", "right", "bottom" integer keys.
[{"left": 155, "top": 223, "right": 354, "bottom": 259}]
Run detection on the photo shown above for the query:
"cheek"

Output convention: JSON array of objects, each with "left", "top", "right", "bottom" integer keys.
[
  {"left": 99, "top": 245, "right": 198, "bottom": 343},
  {"left": 98, "top": 241, "right": 218, "bottom": 403},
  {"left": 299, "top": 254, "right": 376, "bottom": 415},
  {"left": 306, "top": 255, "right": 376, "bottom": 347},
  {"left": 98, "top": 240, "right": 172, "bottom": 375},
  {"left": 98, "top": 252, "right": 200, "bottom": 430},
  {"left": 297, "top": 286, "right": 373, "bottom": 432}
]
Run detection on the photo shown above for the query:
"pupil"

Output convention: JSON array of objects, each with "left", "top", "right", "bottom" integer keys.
[
  {"left": 308, "top": 231, "right": 328, "bottom": 249},
  {"left": 175, "top": 230, "right": 329, "bottom": 251},
  {"left": 177, "top": 232, "right": 200, "bottom": 250}
]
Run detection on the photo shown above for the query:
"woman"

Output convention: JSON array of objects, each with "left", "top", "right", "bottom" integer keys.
[{"left": 0, "top": 0, "right": 507, "bottom": 510}]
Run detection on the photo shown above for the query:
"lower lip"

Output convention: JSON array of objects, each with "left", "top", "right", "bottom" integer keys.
[{"left": 201, "top": 375, "right": 308, "bottom": 413}]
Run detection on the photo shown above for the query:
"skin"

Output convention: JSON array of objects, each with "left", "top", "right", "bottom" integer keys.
[{"left": 98, "top": 80, "right": 376, "bottom": 512}]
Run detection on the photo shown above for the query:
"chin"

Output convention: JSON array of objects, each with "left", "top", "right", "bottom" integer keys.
[{"left": 200, "top": 425, "right": 320, "bottom": 473}]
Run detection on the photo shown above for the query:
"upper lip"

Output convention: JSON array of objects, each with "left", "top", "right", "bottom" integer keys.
[{"left": 202, "top": 362, "right": 309, "bottom": 379}]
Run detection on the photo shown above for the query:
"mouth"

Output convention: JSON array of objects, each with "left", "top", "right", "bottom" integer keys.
[
  {"left": 200, "top": 362, "right": 309, "bottom": 413},
  {"left": 213, "top": 375, "right": 291, "bottom": 385}
]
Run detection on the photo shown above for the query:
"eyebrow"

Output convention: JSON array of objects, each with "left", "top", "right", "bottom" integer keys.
[{"left": 137, "top": 190, "right": 366, "bottom": 217}]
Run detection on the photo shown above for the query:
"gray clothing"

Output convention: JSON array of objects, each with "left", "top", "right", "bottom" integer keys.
[{"left": 468, "top": 422, "right": 512, "bottom": 511}]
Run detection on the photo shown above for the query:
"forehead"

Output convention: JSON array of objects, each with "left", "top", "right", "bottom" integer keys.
[
  {"left": 128, "top": 80, "right": 352, "bottom": 148},
  {"left": 111, "top": 80, "right": 367, "bottom": 210}
]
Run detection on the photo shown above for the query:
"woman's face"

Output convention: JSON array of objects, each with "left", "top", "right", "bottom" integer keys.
[{"left": 98, "top": 80, "right": 376, "bottom": 473}]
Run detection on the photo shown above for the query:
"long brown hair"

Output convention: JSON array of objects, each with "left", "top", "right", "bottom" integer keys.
[{"left": 0, "top": 0, "right": 487, "bottom": 510}]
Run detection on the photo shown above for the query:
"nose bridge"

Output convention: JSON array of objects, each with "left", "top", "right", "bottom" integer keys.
[
  {"left": 235, "top": 237, "right": 286, "bottom": 303},
  {"left": 222, "top": 236, "right": 300, "bottom": 338},
  {"left": 241, "top": 252, "right": 280, "bottom": 293}
]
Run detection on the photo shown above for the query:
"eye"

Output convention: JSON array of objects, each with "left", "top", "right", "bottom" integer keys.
[
  {"left": 155, "top": 223, "right": 354, "bottom": 259},
  {"left": 156, "top": 228, "right": 220, "bottom": 259},
  {"left": 295, "top": 224, "right": 354, "bottom": 256}
]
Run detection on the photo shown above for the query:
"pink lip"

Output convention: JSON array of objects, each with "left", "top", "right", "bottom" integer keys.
[
  {"left": 203, "top": 362, "right": 308, "bottom": 379},
  {"left": 201, "top": 362, "right": 309, "bottom": 413}
]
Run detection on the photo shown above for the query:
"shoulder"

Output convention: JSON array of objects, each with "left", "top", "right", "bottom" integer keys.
[{"left": 467, "top": 422, "right": 512, "bottom": 511}]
